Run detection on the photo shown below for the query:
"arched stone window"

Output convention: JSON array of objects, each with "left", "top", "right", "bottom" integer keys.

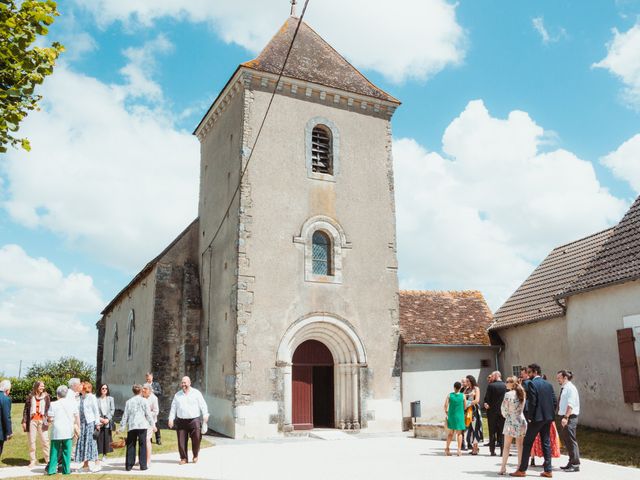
[
  {"left": 127, "top": 309, "right": 135, "bottom": 360},
  {"left": 112, "top": 324, "right": 118, "bottom": 364},
  {"left": 312, "top": 231, "right": 332, "bottom": 276},
  {"left": 311, "top": 125, "right": 332, "bottom": 174},
  {"left": 294, "top": 216, "right": 351, "bottom": 283},
  {"left": 306, "top": 117, "right": 339, "bottom": 181}
]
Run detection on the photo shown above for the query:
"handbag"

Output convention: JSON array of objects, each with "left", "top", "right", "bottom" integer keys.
[{"left": 92, "top": 427, "right": 100, "bottom": 441}]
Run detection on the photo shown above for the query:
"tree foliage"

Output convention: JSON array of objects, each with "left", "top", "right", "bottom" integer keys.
[
  {"left": 26, "top": 356, "right": 95, "bottom": 382},
  {"left": 0, "top": 0, "right": 64, "bottom": 153}
]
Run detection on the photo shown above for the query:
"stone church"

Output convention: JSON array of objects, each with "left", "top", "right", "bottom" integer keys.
[{"left": 96, "top": 15, "right": 405, "bottom": 438}]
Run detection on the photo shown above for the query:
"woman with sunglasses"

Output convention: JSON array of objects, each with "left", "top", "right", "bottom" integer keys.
[
  {"left": 498, "top": 376, "right": 527, "bottom": 475},
  {"left": 96, "top": 384, "right": 115, "bottom": 461}
]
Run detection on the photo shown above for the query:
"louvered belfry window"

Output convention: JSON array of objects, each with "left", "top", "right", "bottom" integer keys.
[
  {"left": 311, "top": 125, "right": 333, "bottom": 174},
  {"left": 312, "top": 231, "right": 332, "bottom": 276}
]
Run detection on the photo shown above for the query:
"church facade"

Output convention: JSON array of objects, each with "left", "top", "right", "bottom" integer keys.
[{"left": 97, "top": 17, "right": 404, "bottom": 438}]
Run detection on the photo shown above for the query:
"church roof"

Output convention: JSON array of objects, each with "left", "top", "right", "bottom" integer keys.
[
  {"left": 242, "top": 17, "right": 400, "bottom": 104},
  {"left": 489, "top": 227, "right": 614, "bottom": 331},
  {"left": 399, "top": 290, "right": 493, "bottom": 346},
  {"left": 100, "top": 218, "right": 199, "bottom": 316},
  {"left": 559, "top": 195, "right": 640, "bottom": 298}
]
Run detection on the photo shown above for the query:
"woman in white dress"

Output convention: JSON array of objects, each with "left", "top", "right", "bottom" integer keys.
[
  {"left": 142, "top": 383, "right": 159, "bottom": 465},
  {"left": 498, "top": 376, "right": 528, "bottom": 475}
]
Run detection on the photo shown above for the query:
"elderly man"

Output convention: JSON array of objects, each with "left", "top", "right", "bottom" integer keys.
[
  {"left": 557, "top": 370, "right": 581, "bottom": 473},
  {"left": 484, "top": 371, "right": 507, "bottom": 456},
  {"left": 0, "top": 380, "right": 13, "bottom": 459},
  {"left": 168, "top": 376, "right": 209, "bottom": 464}
]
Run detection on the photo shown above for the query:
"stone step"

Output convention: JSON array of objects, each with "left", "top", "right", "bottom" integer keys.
[{"left": 309, "top": 429, "right": 358, "bottom": 441}]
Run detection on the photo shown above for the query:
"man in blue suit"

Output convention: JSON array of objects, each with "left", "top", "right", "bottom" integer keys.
[
  {"left": 510, "top": 364, "right": 558, "bottom": 478},
  {"left": 0, "top": 380, "right": 13, "bottom": 458}
]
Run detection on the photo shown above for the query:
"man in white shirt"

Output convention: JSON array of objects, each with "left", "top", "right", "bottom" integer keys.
[
  {"left": 556, "top": 370, "right": 581, "bottom": 472},
  {"left": 168, "top": 376, "right": 209, "bottom": 465}
]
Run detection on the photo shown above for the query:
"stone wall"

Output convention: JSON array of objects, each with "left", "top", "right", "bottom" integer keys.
[{"left": 150, "top": 220, "right": 203, "bottom": 421}]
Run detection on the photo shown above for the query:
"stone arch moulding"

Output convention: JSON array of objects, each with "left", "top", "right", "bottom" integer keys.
[
  {"left": 305, "top": 116, "right": 340, "bottom": 181},
  {"left": 293, "top": 215, "right": 351, "bottom": 284},
  {"left": 277, "top": 313, "right": 367, "bottom": 431}
]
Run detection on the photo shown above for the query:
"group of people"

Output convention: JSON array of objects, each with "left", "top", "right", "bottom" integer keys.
[
  {"left": 444, "top": 364, "right": 581, "bottom": 477},
  {"left": 0, "top": 372, "right": 209, "bottom": 475}
]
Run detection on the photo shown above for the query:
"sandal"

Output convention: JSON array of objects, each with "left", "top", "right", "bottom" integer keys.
[{"left": 444, "top": 447, "right": 451, "bottom": 456}]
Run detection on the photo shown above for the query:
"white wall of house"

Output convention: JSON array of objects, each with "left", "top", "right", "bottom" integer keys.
[
  {"left": 497, "top": 317, "right": 569, "bottom": 385},
  {"left": 566, "top": 280, "right": 640, "bottom": 435},
  {"left": 401, "top": 345, "right": 497, "bottom": 425}
]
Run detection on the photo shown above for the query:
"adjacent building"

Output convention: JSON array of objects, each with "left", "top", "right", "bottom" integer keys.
[{"left": 490, "top": 196, "right": 640, "bottom": 435}]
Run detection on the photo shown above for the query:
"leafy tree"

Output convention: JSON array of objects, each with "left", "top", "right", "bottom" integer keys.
[
  {"left": 0, "top": 0, "right": 64, "bottom": 153},
  {"left": 26, "top": 356, "right": 95, "bottom": 382}
]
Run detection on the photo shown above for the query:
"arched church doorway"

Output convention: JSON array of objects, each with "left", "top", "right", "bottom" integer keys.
[{"left": 292, "top": 339, "right": 334, "bottom": 429}]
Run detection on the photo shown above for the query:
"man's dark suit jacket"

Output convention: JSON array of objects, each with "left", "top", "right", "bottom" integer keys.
[
  {"left": 525, "top": 376, "right": 557, "bottom": 422},
  {"left": 484, "top": 380, "right": 507, "bottom": 417},
  {"left": 0, "top": 391, "right": 12, "bottom": 441}
]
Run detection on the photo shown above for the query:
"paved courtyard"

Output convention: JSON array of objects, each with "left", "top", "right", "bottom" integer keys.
[{"left": 0, "top": 433, "right": 637, "bottom": 480}]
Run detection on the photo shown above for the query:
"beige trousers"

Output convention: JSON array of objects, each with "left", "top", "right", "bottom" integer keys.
[{"left": 29, "top": 419, "right": 50, "bottom": 463}]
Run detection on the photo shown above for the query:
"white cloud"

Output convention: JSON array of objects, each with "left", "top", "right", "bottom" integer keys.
[
  {"left": 1, "top": 47, "right": 199, "bottom": 272},
  {"left": 73, "top": 0, "right": 466, "bottom": 83},
  {"left": 394, "top": 100, "right": 627, "bottom": 309},
  {"left": 593, "top": 22, "right": 640, "bottom": 108},
  {"left": 0, "top": 245, "right": 103, "bottom": 376},
  {"left": 532, "top": 16, "right": 567, "bottom": 45},
  {"left": 120, "top": 35, "right": 174, "bottom": 100},
  {"left": 601, "top": 133, "right": 640, "bottom": 193}
]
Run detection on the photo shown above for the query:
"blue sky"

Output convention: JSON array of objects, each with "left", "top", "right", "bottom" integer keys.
[{"left": 1, "top": 0, "right": 640, "bottom": 376}]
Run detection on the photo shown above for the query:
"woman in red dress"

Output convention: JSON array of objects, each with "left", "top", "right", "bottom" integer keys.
[{"left": 530, "top": 420, "right": 561, "bottom": 466}]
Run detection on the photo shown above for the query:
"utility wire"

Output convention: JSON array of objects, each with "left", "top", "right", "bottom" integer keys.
[{"left": 202, "top": 0, "right": 311, "bottom": 257}]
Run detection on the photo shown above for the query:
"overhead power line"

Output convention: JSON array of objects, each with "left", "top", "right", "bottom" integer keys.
[{"left": 202, "top": 0, "right": 311, "bottom": 257}]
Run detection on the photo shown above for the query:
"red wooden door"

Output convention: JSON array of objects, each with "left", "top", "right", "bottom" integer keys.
[
  {"left": 292, "top": 340, "right": 334, "bottom": 430},
  {"left": 292, "top": 365, "right": 313, "bottom": 429}
]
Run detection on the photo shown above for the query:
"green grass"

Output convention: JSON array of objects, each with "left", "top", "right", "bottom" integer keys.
[
  {"left": 482, "top": 416, "right": 639, "bottom": 468},
  {"left": 1, "top": 404, "right": 207, "bottom": 468}
]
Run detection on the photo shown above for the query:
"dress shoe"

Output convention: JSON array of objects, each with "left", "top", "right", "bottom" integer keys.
[
  {"left": 540, "top": 472, "right": 553, "bottom": 478},
  {"left": 490, "top": 452, "right": 497, "bottom": 456},
  {"left": 157, "top": 440, "right": 162, "bottom": 445},
  {"left": 559, "top": 464, "right": 571, "bottom": 470},
  {"left": 565, "top": 466, "right": 580, "bottom": 472},
  {"left": 509, "top": 471, "right": 526, "bottom": 477}
]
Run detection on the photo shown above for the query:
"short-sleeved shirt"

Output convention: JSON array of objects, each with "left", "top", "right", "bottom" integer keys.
[{"left": 48, "top": 398, "right": 78, "bottom": 440}]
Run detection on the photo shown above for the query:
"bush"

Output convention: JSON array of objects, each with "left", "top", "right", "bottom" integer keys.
[
  {"left": 27, "top": 356, "right": 95, "bottom": 381},
  {"left": 1, "top": 356, "right": 96, "bottom": 403}
]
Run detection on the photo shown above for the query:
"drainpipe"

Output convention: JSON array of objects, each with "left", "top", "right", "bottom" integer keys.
[{"left": 495, "top": 346, "right": 502, "bottom": 375}]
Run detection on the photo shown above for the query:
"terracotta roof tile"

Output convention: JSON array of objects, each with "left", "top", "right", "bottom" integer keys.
[
  {"left": 560, "top": 195, "right": 640, "bottom": 297},
  {"left": 399, "top": 290, "right": 493, "bottom": 345},
  {"left": 243, "top": 17, "right": 399, "bottom": 104},
  {"left": 489, "top": 228, "right": 614, "bottom": 330}
]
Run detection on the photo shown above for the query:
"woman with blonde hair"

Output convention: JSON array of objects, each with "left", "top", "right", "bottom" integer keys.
[
  {"left": 74, "top": 381, "right": 100, "bottom": 472},
  {"left": 498, "top": 376, "right": 527, "bottom": 475},
  {"left": 22, "top": 381, "right": 51, "bottom": 467},
  {"left": 141, "top": 383, "right": 159, "bottom": 465}
]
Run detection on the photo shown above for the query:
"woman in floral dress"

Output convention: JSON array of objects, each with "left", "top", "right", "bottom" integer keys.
[
  {"left": 499, "top": 376, "right": 527, "bottom": 475},
  {"left": 75, "top": 382, "right": 100, "bottom": 472}
]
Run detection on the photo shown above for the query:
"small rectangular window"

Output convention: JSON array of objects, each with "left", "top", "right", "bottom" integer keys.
[{"left": 512, "top": 365, "right": 522, "bottom": 377}]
